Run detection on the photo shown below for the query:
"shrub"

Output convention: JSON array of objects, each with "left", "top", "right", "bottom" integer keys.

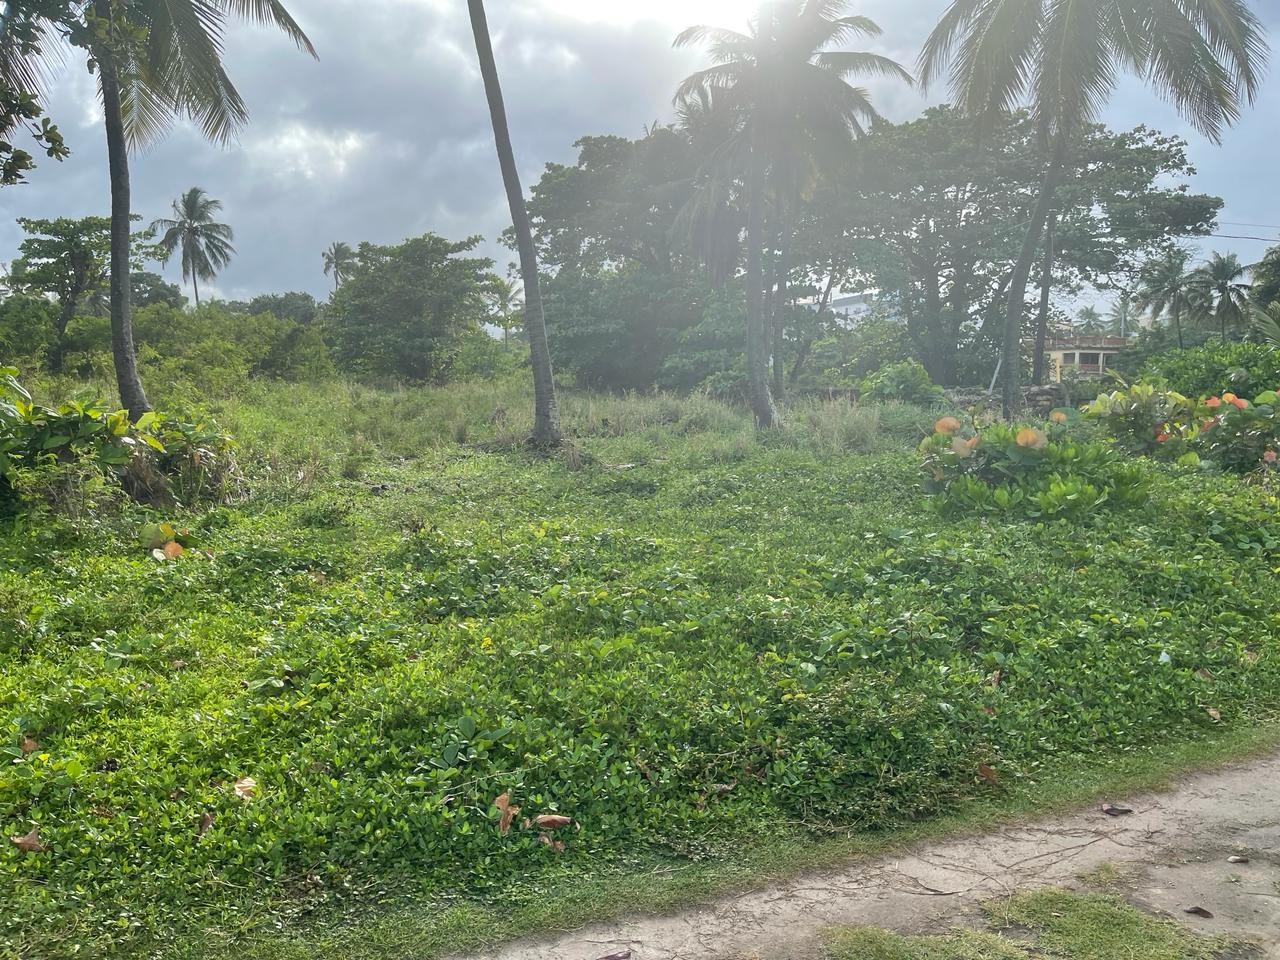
[
  {"left": 1084, "top": 382, "right": 1202, "bottom": 461},
  {"left": 859, "top": 360, "right": 945, "bottom": 406},
  {"left": 1139, "top": 341, "right": 1280, "bottom": 397},
  {"left": 1196, "top": 389, "right": 1280, "bottom": 474},
  {"left": 0, "top": 366, "right": 237, "bottom": 513},
  {"left": 919, "top": 414, "right": 1150, "bottom": 519}
]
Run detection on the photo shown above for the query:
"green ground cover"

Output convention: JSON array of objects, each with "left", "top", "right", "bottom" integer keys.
[{"left": 3, "top": 381, "right": 1279, "bottom": 958}]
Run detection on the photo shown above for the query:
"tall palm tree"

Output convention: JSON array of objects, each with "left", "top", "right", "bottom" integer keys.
[
  {"left": 675, "top": 0, "right": 911, "bottom": 428},
  {"left": 467, "top": 0, "right": 560, "bottom": 446},
  {"left": 150, "top": 187, "right": 234, "bottom": 306},
  {"left": 1105, "top": 292, "right": 1135, "bottom": 339},
  {"left": 1250, "top": 245, "right": 1280, "bottom": 309},
  {"left": 322, "top": 241, "right": 355, "bottom": 293},
  {"left": 920, "top": 0, "right": 1267, "bottom": 418},
  {"left": 1134, "top": 249, "right": 1193, "bottom": 349},
  {"left": 1189, "top": 252, "right": 1252, "bottom": 339},
  {"left": 6, "top": 1, "right": 315, "bottom": 417}
]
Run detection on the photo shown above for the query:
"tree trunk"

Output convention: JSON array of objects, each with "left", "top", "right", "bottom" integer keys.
[
  {"left": 770, "top": 222, "right": 792, "bottom": 401},
  {"left": 1173, "top": 292, "right": 1184, "bottom": 349},
  {"left": 467, "top": 0, "right": 561, "bottom": 446},
  {"left": 1001, "top": 138, "right": 1066, "bottom": 419},
  {"left": 95, "top": 2, "right": 150, "bottom": 420},
  {"left": 791, "top": 267, "right": 837, "bottom": 386},
  {"left": 192, "top": 271, "right": 200, "bottom": 308},
  {"left": 1031, "top": 212, "right": 1056, "bottom": 385},
  {"left": 744, "top": 119, "right": 777, "bottom": 429}
]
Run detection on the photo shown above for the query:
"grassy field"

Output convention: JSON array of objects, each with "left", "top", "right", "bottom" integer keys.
[{"left": 3, "top": 379, "right": 1280, "bottom": 958}]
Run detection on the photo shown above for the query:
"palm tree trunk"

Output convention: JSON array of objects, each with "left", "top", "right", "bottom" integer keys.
[
  {"left": 95, "top": 2, "right": 150, "bottom": 420},
  {"left": 1001, "top": 137, "right": 1066, "bottom": 418},
  {"left": 192, "top": 272, "right": 200, "bottom": 307},
  {"left": 770, "top": 223, "right": 792, "bottom": 401},
  {"left": 1031, "top": 212, "right": 1056, "bottom": 385},
  {"left": 467, "top": 0, "right": 560, "bottom": 446},
  {"left": 1173, "top": 293, "right": 1184, "bottom": 349},
  {"left": 744, "top": 119, "right": 777, "bottom": 429}
]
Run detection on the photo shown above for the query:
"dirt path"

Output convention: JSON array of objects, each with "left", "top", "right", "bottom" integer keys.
[{"left": 460, "top": 752, "right": 1280, "bottom": 960}]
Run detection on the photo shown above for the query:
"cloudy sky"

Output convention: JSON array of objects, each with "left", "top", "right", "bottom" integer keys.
[{"left": 3, "top": 0, "right": 1278, "bottom": 302}]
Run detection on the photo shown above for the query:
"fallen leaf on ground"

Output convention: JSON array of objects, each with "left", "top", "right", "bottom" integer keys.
[
  {"left": 163, "top": 541, "right": 184, "bottom": 560},
  {"left": 233, "top": 776, "right": 257, "bottom": 800},
  {"left": 1184, "top": 906, "right": 1214, "bottom": 919},
  {"left": 1101, "top": 803, "right": 1133, "bottom": 816},
  {"left": 494, "top": 793, "right": 520, "bottom": 835},
  {"left": 596, "top": 951, "right": 632, "bottom": 960},
  {"left": 170, "top": 660, "right": 188, "bottom": 671},
  {"left": 534, "top": 814, "right": 572, "bottom": 829},
  {"left": 9, "top": 828, "right": 47, "bottom": 853},
  {"left": 19, "top": 736, "right": 38, "bottom": 755},
  {"left": 197, "top": 812, "right": 215, "bottom": 836},
  {"left": 978, "top": 763, "right": 999, "bottom": 785},
  {"left": 1204, "top": 706, "right": 1222, "bottom": 722},
  {"left": 537, "top": 834, "right": 566, "bottom": 852}
]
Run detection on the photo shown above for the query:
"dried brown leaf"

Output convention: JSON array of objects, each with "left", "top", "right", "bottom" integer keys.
[
  {"left": 198, "top": 812, "right": 215, "bottom": 836},
  {"left": 495, "top": 793, "right": 520, "bottom": 835},
  {"left": 233, "top": 776, "right": 257, "bottom": 800},
  {"left": 19, "top": 735, "right": 38, "bottom": 755},
  {"left": 9, "top": 827, "right": 47, "bottom": 853},
  {"left": 534, "top": 814, "right": 573, "bottom": 830},
  {"left": 1204, "top": 706, "right": 1222, "bottom": 722},
  {"left": 163, "top": 541, "right": 184, "bottom": 560}
]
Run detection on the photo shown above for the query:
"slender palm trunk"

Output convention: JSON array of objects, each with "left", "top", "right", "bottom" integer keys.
[
  {"left": 467, "top": 0, "right": 560, "bottom": 446},
  {"left": 770, "top": 219, "right": 792, "bottom": 400},
  {"left": 95, "top": 3, "right": 150, "bottom": 420},
  {"left": 1031, "top": 212, "right": 1056, "bottom": 385},
  {"left": 744, "top": 120, "right": 777, "bottom": 428},
  {"left": 1172, "top": 292, "right": 1184, "bottom": 349},
  {"left": 1001, "top": 137, "right": 1066, "bottom": 419},
  {"left": 192, "top": 272, "right": 201, "bottom": 307}
]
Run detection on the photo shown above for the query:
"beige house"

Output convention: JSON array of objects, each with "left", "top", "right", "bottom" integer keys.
[{"left": 1042, "top": 336, "right": 1130, "bottom": 382}]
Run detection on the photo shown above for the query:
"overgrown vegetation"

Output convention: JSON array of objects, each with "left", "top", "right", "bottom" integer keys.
[{"left": 3, "top": 379, "right": 1279, "bottom": 958}]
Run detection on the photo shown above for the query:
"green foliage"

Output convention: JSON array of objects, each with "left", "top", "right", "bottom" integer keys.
[
  {"left": 920, "top": 416, "right": 1151, "bottom": 519},
  {"left": 326, "top": 234, "right": 494, "bottom": 383},
  {"left": 1084, "top": 383, "right": 1201, "bottom": 460},
  {"left": 1196, "top": 389, "right": 1280, "bottom": 474},
  {"left": 859, "top": 361, "right": 945, "bottom": 405},
  {"left": 1139, "top": 341, "right": 1280, "bottom": 398},
  {"left": 0, "top": 366, "right": 235, "bottom": 513},
  {"left": 3, "top": 379, "right": 1279, "bottom": 957}
]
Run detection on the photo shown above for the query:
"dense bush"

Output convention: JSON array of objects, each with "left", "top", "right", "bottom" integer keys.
[
  {"left": 859, "top": 360, "right": 945, "bottom": 405},
  {"left": 1197, "top": 389, "right": 1280, "bottom": 473},
  {"left": 1084, "top": 382, "right": 1201, "bottom": 460},
  {"left": 1138, "top": 340, "right": 1280, "bottom": 397},
  {"left": 919, "top": 414, "right": 1150, "bottom": 518},
  {"left": 0, "top": 366, "right": 237, "bottom": 513}
]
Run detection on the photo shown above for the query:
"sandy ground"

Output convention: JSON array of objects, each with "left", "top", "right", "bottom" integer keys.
[{"left": 457, "top": 751, "right": 1280, "bottom": 960}]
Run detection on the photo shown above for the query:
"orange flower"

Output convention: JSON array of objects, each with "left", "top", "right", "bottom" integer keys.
[
  {"left": 1265, "top": 450, "right": 1278, "bottom": 464},
  {"left": 935, "top": 416, "right": 962, "bottom": 435},
  {"left": 1015, "top": 428, "right": 1048, "bottom": 450},
  {"left": 950, "top": 436, "right": 974, "bottom": 459},
  {"left": 1049, "top": 410, "right": 1069, "bottom": 424},
  {"left": 1156, "top": 432, "right": 1170, "bottom": 442},
  {"left": 1205, "top": 397, "right": 1222, "bottom": 409},
  {"left": 1231, "top": 397, "right": 1248, "bottom": 409},
  {"left": 1222, "top": 392, "right": 1237, "bottom": 403}
]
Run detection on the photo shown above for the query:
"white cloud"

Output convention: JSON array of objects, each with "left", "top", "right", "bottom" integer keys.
[{"left": 246, "top": 124, "right": 368, "bottom": 180}]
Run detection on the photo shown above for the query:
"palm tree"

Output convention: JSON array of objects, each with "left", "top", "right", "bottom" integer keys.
[
  {"left": 150, "top": 187, "right": 234, "bottom": 306},
  {"left": 920, "top": 0, "right": 1266, "bottom": 418},
  {"left": 1250, "top": 245, "right": 1280, "bottom": 310},
  {"left": 322, "top": 241, "right": 355, "bottom": 293},
  {"left": 485, "top": 271, "right": 524, "bottom": 348},
  {"left": 467, "top": 0, "right": 561, "bottom": 446},
  {"left": 675, "top": 0, "right": 911, "bottom": 428},
  {"left": 6, "top": 1, "right": 315, "bottom": 417},
  {"left": 1134, "top": 249, "right": 1193, "bottom": 349},
  {"left": 1105, "top": 292, "right": 1135, "bottom": 339},
  {"left": 1074, "top": 306, "right": 1104, "bottom": 335},
  {"left": 1189, "top": 252, "right": 1252, "bottom": 339}
]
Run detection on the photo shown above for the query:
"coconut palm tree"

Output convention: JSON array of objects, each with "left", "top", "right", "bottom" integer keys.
[
  {"left": 1134, "top": 249, "right": 1193, "bottom": 349},
  {"left": 150, "top": 187, "right": 234, "bottom": 306},
  {"left": 5, "top": 1, "right": 315, "bottom": 417},
  {"left": 1189, "top": 252, "right": 1252, "bottom": 339},
  {"left": 920, "top": 0, "right": 1267, "bottom": 418},
  {"left": 322, "top": 241, "right": 355, "bottom": 293},
  {"left": 467, "top": 0, "right": 561, "bottom": 446},
  {"left": 1105, "top": 292, "right": 1135, "bottom": 339},
  {"left": 675, "top": 0, "right": 912, "bottom": 428},
  {"left": 1251, "top": 246, "right": 1280, "bottom": 310}
]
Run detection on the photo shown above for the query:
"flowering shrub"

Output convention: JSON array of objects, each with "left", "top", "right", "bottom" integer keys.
[
  {"left": 0, "top": 365, "right": 238, "bottom": 513},
  {"left": 919, "top": 414, "right": 1149, "bottom": 519},
  {"left": 1140, "top": 341, "right": 1280, "bottom": 398},
  {"left": 1084, "top": 382, "right": 1201, "bottom": 460},
  {"left": 1195, "top": 389, "right": 1280, "bottom": 474}
]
